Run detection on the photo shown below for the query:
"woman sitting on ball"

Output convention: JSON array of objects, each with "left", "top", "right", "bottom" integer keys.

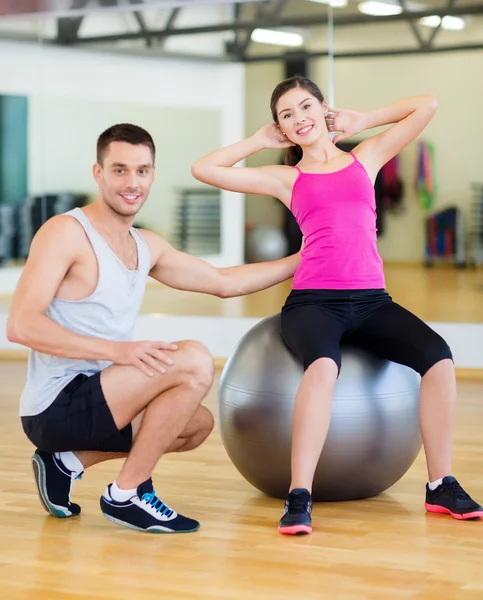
[{"left": 191, "top": 76, "right": 483, "bottom": 534}]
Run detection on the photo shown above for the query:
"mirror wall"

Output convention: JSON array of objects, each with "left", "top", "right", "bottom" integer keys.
[
  {"left": 0, "top": 9, "right": 245, "bottom": 294},
  {"left": 1, "top": 89, "right": 222, "bottom": 260}
]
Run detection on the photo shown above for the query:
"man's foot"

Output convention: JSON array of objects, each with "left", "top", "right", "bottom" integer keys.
[
  {"left": 278, "top": 488, "right": 313, "bottom": 535},
  {"left": 425, "top": 476, "right": 483, "bottom": 520},
  {"left": 31, "top": 450, "right": 83, "bottom": 518},
  {"left": 100, "top": 478, "right": 200, "bottom": 533}
]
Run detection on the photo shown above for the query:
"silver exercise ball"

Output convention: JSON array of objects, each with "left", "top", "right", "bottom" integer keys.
[
  {"left": 246, "top": 226, "right": 288, "bottom": 263},
  {"left": 218, "top": 313, "right": 422, "bottom": 502}
]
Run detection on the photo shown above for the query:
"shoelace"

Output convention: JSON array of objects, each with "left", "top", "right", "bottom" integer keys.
[
  {"left": 445, "top": 481, "right": 471, "bottom": 500},
  {"left": 288, "top": 494, "right": 311, "bottom": 514},
  {"left": 142, "top": 491, "right": 174, "bottom": 517}
]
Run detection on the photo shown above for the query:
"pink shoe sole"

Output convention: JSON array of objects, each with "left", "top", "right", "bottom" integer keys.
[
  {"left": 425, "top": 502, "right": 483, "bottom": 520},
  {"left": 278, "top": 524, "right": 312, "bottom": 535}
]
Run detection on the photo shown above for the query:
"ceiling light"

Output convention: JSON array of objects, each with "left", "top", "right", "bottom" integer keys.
[
  {"left": 251, "top": 28, "right": 304, "bottom": 47},
  {"left": 420, "top": 15, "right": 442, "bottom": 28},
  {"left": 358, "top": 1, "right": 403, "bottom": 16},
  {"left": 441, "top": 15, "right": 465, "bottom": 30},
  {"left": 419, "top": 15, "right": 465, "bottom": 31},
  {"left": 306, "top": 0, "right": 349, "bottom": 7}
]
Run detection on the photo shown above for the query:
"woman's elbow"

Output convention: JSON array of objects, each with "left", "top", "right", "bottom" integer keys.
[
  {"left": 425, "top": 94, "right": 439, "bottom": 113},
  {"left": 191, "top": 162, "right": 207, "bottom": 182}
]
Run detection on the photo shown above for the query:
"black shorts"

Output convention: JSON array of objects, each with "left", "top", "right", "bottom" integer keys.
[
  {"left": 281, "top": 288, "right": 453, "bottom": 376},
  {"left": 21, "top": 372, "right": 133, "bottom": 453}
]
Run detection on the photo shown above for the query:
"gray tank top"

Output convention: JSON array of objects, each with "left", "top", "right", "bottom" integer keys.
[{"left": 19, "top": 208, "right": 151, "bottom": 416}]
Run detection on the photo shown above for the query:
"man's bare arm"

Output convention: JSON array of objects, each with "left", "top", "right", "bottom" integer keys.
[
  {"left": 6, "top": 216, "right": 119, "bottom": 360},
  {"left": 143, "top": 230, "right": 300, "bottom": 297}
]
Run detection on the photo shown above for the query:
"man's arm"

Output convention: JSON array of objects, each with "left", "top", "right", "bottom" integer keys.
[
  {"left": 143, "top": 230, "right": 300, "bottom": 298},
  {"left": 6, "top": 216, "right": 117, "bottom": 360}
]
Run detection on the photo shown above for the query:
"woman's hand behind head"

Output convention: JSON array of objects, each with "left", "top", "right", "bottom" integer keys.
[
  {"left": 251, "top": 123, "right": 296, "bottom": 150},
  {"left": 326, "top": 108, "right": 366, "bottom": 144}
]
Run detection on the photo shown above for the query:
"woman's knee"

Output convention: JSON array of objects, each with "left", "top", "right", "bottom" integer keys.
[
  {"left": 419, "top": 336, "right": 453, "bottom": 377},
  {"left": 421, "top": 356, "right": 454, "bottom": 379},
  {"left": 305, "top": 356, "right": 340, "bottom": 379}
]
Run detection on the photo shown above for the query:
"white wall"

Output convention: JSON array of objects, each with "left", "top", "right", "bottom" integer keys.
[
  {"left": 244, "top": 61, "right": 286, "bottom": 230},
  {"left": 0, "top": 39, "right": 245, "bottom": 267}
]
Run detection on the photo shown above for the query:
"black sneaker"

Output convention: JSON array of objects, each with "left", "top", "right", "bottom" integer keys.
[
  {"left": 425, "top": 476, "right": 483, "bottom": 520},
  {"left": 31, "top": 450, "right": 83, "bottom": 518},
  {"left": 278, "top": 488, "right": 313, "bottom": 535},
  {"left": 100, "top": 478, "right": 200, "bottom": 533}
]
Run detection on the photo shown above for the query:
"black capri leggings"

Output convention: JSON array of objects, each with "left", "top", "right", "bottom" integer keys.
[{"left": 281, "top": 289, "right": 453, "bottom": 376}]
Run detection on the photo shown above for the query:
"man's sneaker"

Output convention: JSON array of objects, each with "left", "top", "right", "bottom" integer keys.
[
  {"left": 100, "top": 478, "right": 200, "bottom": 533},
  {"left": 278, "top": 488, "right": 313, "bottom": 535},
  {"left": 425, "top": 476, "right": 483, "bottom": 520},
  {"left": 31, "top": 450, "right": 83, "bottom": 518}
]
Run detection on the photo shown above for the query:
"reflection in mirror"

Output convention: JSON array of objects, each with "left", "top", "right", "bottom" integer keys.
[
  {"left": 0, "top": 3, "right": 246, "bottom": 277},
  {"left": 0, "top": 89, "right": 221, "bottom": 266}
]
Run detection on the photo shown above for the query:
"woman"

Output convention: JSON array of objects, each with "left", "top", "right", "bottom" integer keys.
[{"left": 191, "top": 75, "right": 482, "bottom": 535}]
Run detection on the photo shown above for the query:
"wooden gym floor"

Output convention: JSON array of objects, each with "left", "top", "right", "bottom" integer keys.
[
  {"left": 0, "top": 264, "right": 482, "bottom": 598},
  {"left": 0, "top": 361, "right": 482, "bottom": 600}
]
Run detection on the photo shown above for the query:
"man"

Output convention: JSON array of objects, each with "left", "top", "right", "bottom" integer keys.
[{"left": 7, "top": 123, "right": 300, "bottom": 534}]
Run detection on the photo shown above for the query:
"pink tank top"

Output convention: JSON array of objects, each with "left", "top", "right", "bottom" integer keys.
[{"left": 290, "top": 152, "right": 385, "bottom": 290}]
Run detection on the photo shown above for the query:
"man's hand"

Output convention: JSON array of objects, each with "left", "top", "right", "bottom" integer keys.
[{"left": 111, "top": 341, "right": 179, "bottom": 377}]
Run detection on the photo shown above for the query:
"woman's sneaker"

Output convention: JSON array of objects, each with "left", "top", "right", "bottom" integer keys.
[
  {"left": 278, "top": 488, "right": 313, "bottom": 535},
  {"left": 100, "top": 478, "right": 200, "bottom": 533},
  {"left": 31, "top": 450, "right": 82, "bottom": 518},
  {"left": 425, "top": 476, "right": 483, "bottom": 520}
]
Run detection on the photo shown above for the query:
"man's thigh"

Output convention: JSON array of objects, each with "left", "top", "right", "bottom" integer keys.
[{"left": 100, "top": 340, "right": 214, "bottom": 430}]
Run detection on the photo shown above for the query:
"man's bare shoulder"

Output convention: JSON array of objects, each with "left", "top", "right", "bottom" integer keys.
[
  {"left": 31, "top": 215, "right": 87, "bottom": 256},
  {"left": 36, "top": 214, "right": 85, "bottom": 238}
]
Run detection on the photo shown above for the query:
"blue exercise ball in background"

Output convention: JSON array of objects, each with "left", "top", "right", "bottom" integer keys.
[{"left": 218, "top": 313, "right": 422, "bottom": 502}]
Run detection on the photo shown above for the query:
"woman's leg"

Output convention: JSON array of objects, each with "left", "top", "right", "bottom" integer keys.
[
  {"left": 279, "top": 303, "right": 345, "bottom": 534},
  {"left": 290, "top": 357, "right": 338, "bottom": 492},
  {"left": 348, "top": 300, "right": 454, "bottom": 480},
  {"left": 348, "top": 301, "right": 482, "bottom": 519},
  {"left": 418, "top": 359, "right": 456, "bottom": 481}
]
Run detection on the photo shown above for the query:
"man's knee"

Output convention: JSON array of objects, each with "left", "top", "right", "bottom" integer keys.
[{"left": 178, "top": 340, "right": 215, "bottom": 391}]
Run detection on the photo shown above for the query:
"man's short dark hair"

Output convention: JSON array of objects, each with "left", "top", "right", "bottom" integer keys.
[{"left": 97, "top": 123, "right": 156, "bottom": 165}]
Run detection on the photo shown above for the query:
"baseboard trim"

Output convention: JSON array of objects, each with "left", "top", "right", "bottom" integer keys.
[
  {"left": 0, "top": 350, "right": 29, "bottom": 361},
  {"left": 213, "top": 357, "right": 226, "bottom": 370},
  {"left": 454, "top": 368, "right": 483, "bottom": 381},
  {"left": 382, "top": 260, "right": 422, "bottom": 267}
]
